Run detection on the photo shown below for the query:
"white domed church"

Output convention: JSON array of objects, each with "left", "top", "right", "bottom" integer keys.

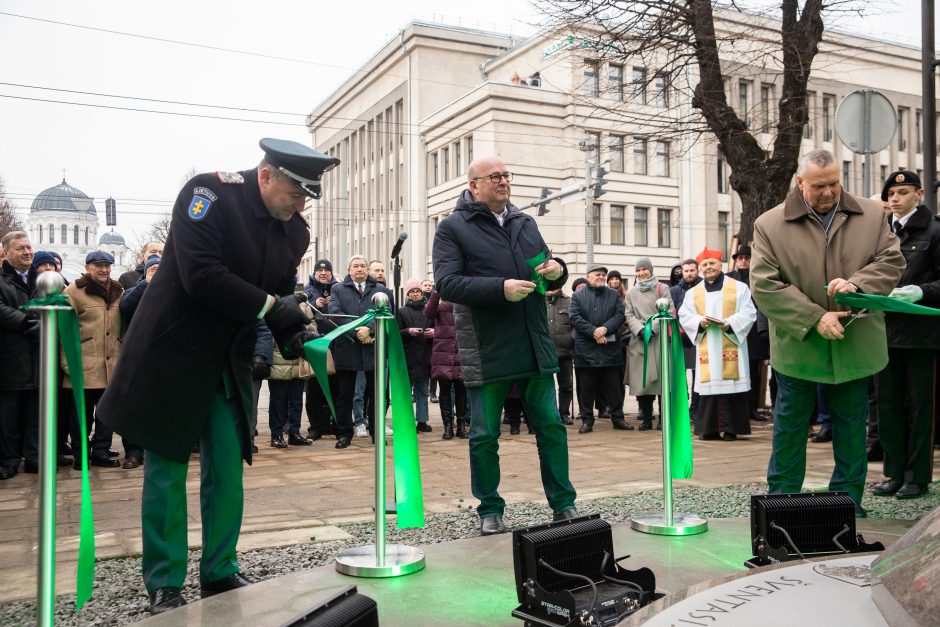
[{"left": 27, "top": 179, "right": 129, "bottom": 280}]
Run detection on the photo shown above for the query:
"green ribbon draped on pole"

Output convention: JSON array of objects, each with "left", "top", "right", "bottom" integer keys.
[
  {"left": 303, "top": 305, "right": 425, "bottom": 528},
  {"left": 23, "top": 295, "right": 96, "bottom": 610},
  {"left": 641, "top": 311, "right": 694, "bottom": 480},
  {"left": 835, "top": 291, "right": 940, "bottom": 316}
]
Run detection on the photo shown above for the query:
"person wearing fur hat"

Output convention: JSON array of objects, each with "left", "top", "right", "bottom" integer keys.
[
  {"left": 397, "top": 279, "right": 435, "bottom": 433},
  {"left": 624, "top": 257, "right": 674, "bottom": 430},
  {"left": 678, "top": 247, "right": 757, "bottom": 440}
]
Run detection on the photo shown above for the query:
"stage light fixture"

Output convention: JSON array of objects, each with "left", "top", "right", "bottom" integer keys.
[{"left": 279, "top": 586, "right": 379, "bottom": 627}]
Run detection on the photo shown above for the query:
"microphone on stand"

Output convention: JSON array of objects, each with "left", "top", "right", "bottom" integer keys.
[{"left": 390, "top": 232, "right": 408, "bottom": 259}]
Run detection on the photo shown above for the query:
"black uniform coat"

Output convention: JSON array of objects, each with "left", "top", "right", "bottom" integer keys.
[
  {"left": 569, "top": 285, "right": 625, "bottom": 368},
  {"left": 884, "top": 205, "right": 940, "bottom": 349},
  {"left": 97, "top": 169, "right": 309, "bottom": 463},
  {"left": 432, "top": 190, "right": 567, "bottom": 387},
  {"left": 327, "top": 275, "right": 394, "bottom": 372}
]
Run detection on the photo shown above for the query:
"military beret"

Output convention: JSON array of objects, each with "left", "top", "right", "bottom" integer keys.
[
  {"left": 314, "top": 259, "right": 333, "bottom": 272},
  {"left": 586, "top": 263, "right": 608, "bottom": 275},
  {"left": 260, "top": 138, "right": 341, "bottom": 199},
  {"left": 85, "top": 250, "right": 115, "bottom": 265},
  {"left": 881, "top": 170, "right": 922, "bottom": 201}
]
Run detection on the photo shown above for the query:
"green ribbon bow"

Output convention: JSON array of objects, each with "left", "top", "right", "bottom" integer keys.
[
  {"left": 835, "top": 291, "right": 940, "bottom": 316},
  {"left": 303, "top": 305, "right": 425, "bottom": 528},
  {"left": 641, "top": 310, "right": 694, "bottom": 480},
  {"left": 524, "top": 251, "right": 550, "bottom": 295},
  {"left": 23, "top": 295, "right": 96, "bottom": 609}
]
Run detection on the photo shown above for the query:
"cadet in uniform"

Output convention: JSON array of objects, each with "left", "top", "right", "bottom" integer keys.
[{"left": 97, "top": 138, "right": 338, "bottom": 614}]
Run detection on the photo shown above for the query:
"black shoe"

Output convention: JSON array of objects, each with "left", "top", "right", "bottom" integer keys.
[
  {"left": 442, "top": 421, "right": 454, "bottom": 440},
  {"left": 611, "top": 419, "right": 634, "bottom": 431},
  {"left": 561, "top": 415, "right": 574, "bottom": 425},
  {"left": 480, "top": 515, "right": 507, "bottom": 536},
  {"left": 287, "top": 433, "right": 313, "bottom": 446},
  {"left": 251, "top": 443, "right": 259, "bottom": 454},
  {"left": 429, "top": 395, "right": 439, "bottom": 404},
  {"left": 456, "top": 421, "right": 468, "bottom": 439},
  {"left": 509, "top": 424, "right": 521, "bottom": 435},
  {"left": 722, "top": 433, "right": 737, "bottom": 441},
  {"left": 698, "top": 433, "right": 720, "bottom": 440},
  {"left": 271, "top": 435, "right": 288, "bottom": 449},
  {"left": 638, "top": 421, "right": 653, "bottom": 431},
  {"left": 122, "top": 456, "right": 143, "bottom": 469},
  {"left": 90, "top": 454, "right": 120, "bottom": 468},
  {"left": 578, "top": 420, "right": 593, "bottom": 434},
  {"left": 0, "top": 464, "right": 18, "bottom": 480},
  {"left": 872, "top": 478, "right": 903, "bottom": 496},
  {"left": 553, "top": 508, "right": 579, "bottom": 522},
  {"left": 811, "top": 429, "right": 832, "bottom": 443},
  {"left": 416, "top": 422, "right": 433, "bottom": 433},
  {"left": 896, "top": 482, "right": 928, "bottom": 499},
  {"left": 750, "top": 411, "right": 768, "bottom": 422},
  {"left": 200, "top": 573, "right": 252, "bottom": 598},
  {"left": 149, "top": 587, "right": 186, "bottom": 614},
  {"left": 307, "top": 431, "right": 323, "bottom": 442},
  {"left": 335, "top": 437, "right": 351, "bottom": 449}
]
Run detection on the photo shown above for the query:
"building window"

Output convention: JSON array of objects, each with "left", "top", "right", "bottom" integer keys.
[
  {"left": 432, "top": 152, "right": 439, "bottom": 187},
  {"left": 631, "top": 67, "right": 647, "bottom": 104},
  {"left": 822, "top": 94, "right": 835, "bottom": 142},
  {"left": 634, "top": 206, "right": 648, "bottom": 246},
  {"left": 610, "top": 205, "right": 625, "bottom": 245},
  {"left": 455, "top": 142, "right": 462, "bottom": 176},
  {"left": 718, "top": 211, "right": 729, "bottom": 258},
  {"left": 607, "top": 63, "right": 623, "bottom": 100},
  {"left": 583, "top": 60, "right": 599, "bottom": 96},
  {"left": 61, "top": 224, "right": 67, "bottom": 244},
  {"left": 657, "top": 209, "right": 672, "bottom": 248},
  {"left": 717, "top": 148, "right": 729, "bottom": 194},
  {"left": 654, "top": 141, "right": 670, "bottom": 177},
  {"left": 804, "top": 91, "right": 815, "bottom": 139},
  {"left": 466, "top": 136, "right": 473, "bottom": 165},
  {"left": 84, "top": 227, "right": 89, "bottom": 246},
  {"left": 738, "top": 80, "right": 751, "bottom": 128},
  {"left": 633, "top": 138, "right": 647, "bottom": 175},
  {"left": 592, "top": 203, "right": 601, "bottom": 245},
  {"left": 443, "top": 147, "right": 450, "bottom": 181},
  {"left": 842, "top": 160, "right": 851, "bottom": 192},
  {"left": 760, "top": 84, "right": 774, "bottom": 132},
  {"left": 73, "top": 225, "right": 79, "bottom": 244},
  {"left": 38, "top": 224, "right": 43, "bottom": 243},
  {"left": 48, "top": 223, "right": 54, "bottom": 244},
  {"left": 880, "top": 165, "right": 888, "bottom": 183},
  {"left": 898, "top": 107, "right": 908, "bottom": 151},
  {"left": 587, "top": 132, "right": 601, "bottom": 165},
  {"left": 609, "top": 135, "right": 624, "bottom": 173},
  {"left": 653, "top": 74, "right": 668, "bottom": 107},
  {"left": 916, "top": 110, "right": 923, "bottom": 153}
]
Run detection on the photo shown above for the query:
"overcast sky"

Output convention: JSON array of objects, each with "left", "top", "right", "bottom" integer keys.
[{"left": 0, "top": 0, "right": 926, "bottom": 244}]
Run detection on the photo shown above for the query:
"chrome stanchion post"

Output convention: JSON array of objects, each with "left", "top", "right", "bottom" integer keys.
[
  {"left": 29, "top": 271, "right": 69, "bottom": 626},
  {"left": 631, "top": 298, "right": 707, "bottom": 536},
  {"left": 335, "top": 292, "right": 425, "bottom": 577}
]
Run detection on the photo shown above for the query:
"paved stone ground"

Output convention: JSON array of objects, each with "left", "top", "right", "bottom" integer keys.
[{"left": 0, "top": 386, "right": 936, "bottom": 604}]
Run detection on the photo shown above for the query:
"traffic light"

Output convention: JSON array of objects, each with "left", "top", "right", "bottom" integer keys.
[
  {"left": 537, "top": 186, "right": 551, "bottom": 216},
  {"left": 592, "top": 166, "right": 608, "bottom": 198},
  {"left": 105, "top": 197, "right": 117, "bottom": 226}
]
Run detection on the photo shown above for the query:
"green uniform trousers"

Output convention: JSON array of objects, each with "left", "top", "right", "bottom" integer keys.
[{"left": 141, "top": 392, "right": 244, "bottom": 592}]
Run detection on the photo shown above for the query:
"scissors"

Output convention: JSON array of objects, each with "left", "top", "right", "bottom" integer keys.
[{"left": 842, "top": 308, "right": 875, "bottom": 328}]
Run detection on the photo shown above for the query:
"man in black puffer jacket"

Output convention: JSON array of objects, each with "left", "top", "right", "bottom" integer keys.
[{"left": 433, "top": 156, "right": 577, "bottom": 536}]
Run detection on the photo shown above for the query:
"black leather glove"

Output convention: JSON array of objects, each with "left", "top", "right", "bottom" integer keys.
[
  {"left": 250, "top": 355, "right": 271, "bottom": 380},
  {"left": 283, "top": 331, "right": 320, "bottom": 361},
  {"left": 264, "top": 293, "right": 309, "bottom": 335}
]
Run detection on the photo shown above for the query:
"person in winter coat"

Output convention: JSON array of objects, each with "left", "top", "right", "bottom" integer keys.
[
  {"left": 726, "top": 245, "right": 771, "bottom": 423},
  {"left": 302, "top": 259, "right": 338, "bottom": 441},
  {"left": 625, "top": 257, "right": 674, "bottom": 430},
  {"left": 118, "top": 241, "right": 163, "bottom": 290},
  {"left": 569, "top": 264, "right": 631, "bottom": 433},
  {"left": 751, "top": 149, "right": 904, "bottom": 512},
  {"left": 267, "top": 333, "right": 313, "bottom": 449},
  {"left": 545, "top": 288, "right": 574, "bottom": 425},
  {"left": 424, "top": 290, "right": 467, "bottom": 439},
  {"left": 397, "top": 278, "right": 435, "bottom": 434},
  {"left": 871, "top": 170, "right": 940, "bottom": 500},
  {"left": 432, "top": 155, "right": 577, "bottom": 536},
  {"left": 670, "top": 258, "right": 702, "bottom": 415}
]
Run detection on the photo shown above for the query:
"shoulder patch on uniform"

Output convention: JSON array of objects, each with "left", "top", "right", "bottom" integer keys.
[
  {"left": 216, "top": 171, "right": 244, "bottom": 184},
  {"left": 188, "top": 194, "right": 213, "bottom": 220},
  {"left": 194, "top": 186, "right": 218, "bottom": 202}
]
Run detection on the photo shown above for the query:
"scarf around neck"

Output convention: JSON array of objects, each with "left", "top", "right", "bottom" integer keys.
[{"left": 636, "top": 276, "right": 660, "bottom": 292}]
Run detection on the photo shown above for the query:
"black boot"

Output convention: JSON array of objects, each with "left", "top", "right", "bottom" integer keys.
[
  {"left": 442, "top": 418, "right": 455, "bottom": 440},
  {"left": 456, "top": 416, "right": 468, "bottom": 439},
  {"left": 578, "top": 417, "right": 594, "bottom": 434}
]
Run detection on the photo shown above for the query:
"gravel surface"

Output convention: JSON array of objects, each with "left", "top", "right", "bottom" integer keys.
[{"left": 1, "top": 481, "right": 936, "bottom": 627}]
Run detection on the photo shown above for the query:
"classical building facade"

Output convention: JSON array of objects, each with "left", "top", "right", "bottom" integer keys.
[{"left": 304, "top": 15, "right": 931, "bottom": 290}]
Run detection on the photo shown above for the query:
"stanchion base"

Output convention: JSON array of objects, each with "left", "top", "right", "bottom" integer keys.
[
  {"left": 335, "top": 544, "right": 426, "bottom": 578},
  {"left": 630, "top": 512, "right": 708, "bottom": 536}
]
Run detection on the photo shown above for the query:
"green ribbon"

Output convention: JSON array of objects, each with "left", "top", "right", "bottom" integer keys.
[
  {"left": 303, "top": 306, "right": 425, "bottom": 528},
  {"left": 23, "top": 295, "right": 96, "bottom": 609},
  {"left": 834, "top": 291, "right": 940, "bottom": 316},
  {"left": 524, "top": 251, "right": 549, "bottom": 295},
  {"left": 641, "top": 311, "right": 694, "bottom": 480}
]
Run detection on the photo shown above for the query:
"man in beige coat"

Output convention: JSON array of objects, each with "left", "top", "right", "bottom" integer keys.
[
  {"left": 751, "top": 150, "right": 905, "bottom": 515},
  {"left": 62, "top": 251, "right": 124, "bottom": 469}
]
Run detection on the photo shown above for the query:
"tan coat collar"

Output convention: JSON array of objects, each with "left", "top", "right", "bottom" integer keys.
[{"left": 783, "top": 188, "right": 864, "bottom": 221}]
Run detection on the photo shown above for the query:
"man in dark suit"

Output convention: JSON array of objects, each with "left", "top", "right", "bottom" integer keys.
[{"left": 97, "top": 138, "right": 338, "bottom": 614}]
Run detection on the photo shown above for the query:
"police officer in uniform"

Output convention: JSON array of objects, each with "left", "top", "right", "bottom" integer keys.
[{"left": 97, "top": 138, "right": 338, "bottom": 614}]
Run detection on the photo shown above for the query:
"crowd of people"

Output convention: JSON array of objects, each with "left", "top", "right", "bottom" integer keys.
[{"left": 1, "top": 142, "right": 938, "bottom": 613}]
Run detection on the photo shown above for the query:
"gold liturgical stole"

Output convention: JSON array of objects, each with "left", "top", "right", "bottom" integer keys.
[{"left": 693, "top": 280, "right": 739, "bottom": 383}]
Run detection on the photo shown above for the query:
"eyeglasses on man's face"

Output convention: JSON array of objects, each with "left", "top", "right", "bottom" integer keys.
[{"left": 473, "top": 172, "right": 513, "bottom": 184}]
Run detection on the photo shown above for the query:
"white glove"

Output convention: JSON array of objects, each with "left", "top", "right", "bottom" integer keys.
[{"left": 889, "top": 285, "right": 923, "bottom": 303}]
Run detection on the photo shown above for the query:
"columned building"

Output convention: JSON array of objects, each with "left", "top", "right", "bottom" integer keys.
[{"left": 305, "top": 15, "right": 932, "bottom": 287}]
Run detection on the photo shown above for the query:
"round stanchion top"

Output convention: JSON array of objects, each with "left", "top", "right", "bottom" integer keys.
[
  {"left": 655, "top": 297, "right": 670, "bottom": 313},
  {"left": 372, "top": 292, "right": 390, "bottom": 308},
  {"left": 35, "top": 271, "right": 66, "bottom": 298}
]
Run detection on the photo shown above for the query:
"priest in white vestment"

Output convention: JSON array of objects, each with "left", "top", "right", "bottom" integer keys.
[{"left": 678, "top": 248, "right": 757, "bottom": 440}]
